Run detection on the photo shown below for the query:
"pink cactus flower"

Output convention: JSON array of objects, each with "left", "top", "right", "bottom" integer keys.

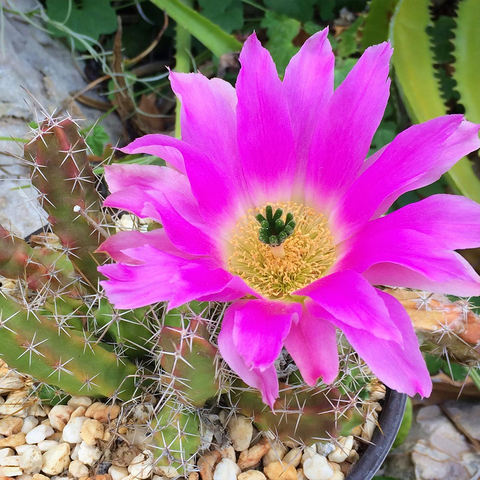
[{"left": 98, "top": 30, "right": 480, "bottom": 407}]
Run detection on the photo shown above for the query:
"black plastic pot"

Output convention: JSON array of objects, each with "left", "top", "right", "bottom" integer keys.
[{"left": 347, "top": 389, "right": 407, "bottom": 479}]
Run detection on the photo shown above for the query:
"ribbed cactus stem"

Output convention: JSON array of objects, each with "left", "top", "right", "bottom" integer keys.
[
  {"left": 24, "top": 118, "right": 109, "bottom": 289},
  {"left": 0, "top": 293, "right": 138, "bottom": 400},
  {"left": 385, "top": 288, "right": 480, "bottom": 363}
]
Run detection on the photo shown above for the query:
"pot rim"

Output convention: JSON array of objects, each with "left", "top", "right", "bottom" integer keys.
[{"left": 346, "top": 389, "right": 407, "bottom": 479}]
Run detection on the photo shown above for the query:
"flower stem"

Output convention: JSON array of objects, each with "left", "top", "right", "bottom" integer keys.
[{"left": 174, "top": 0, "right": 193, "bottom": 139}]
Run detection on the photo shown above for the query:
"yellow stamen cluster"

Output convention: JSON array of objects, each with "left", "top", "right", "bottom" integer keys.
[{"left": 227, "top": 202, "right": 336, "bottom": 299}]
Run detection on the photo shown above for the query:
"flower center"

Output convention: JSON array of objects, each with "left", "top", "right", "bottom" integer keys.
[{"left": 227, "top": 202, "right": 336, "bottom": 299}]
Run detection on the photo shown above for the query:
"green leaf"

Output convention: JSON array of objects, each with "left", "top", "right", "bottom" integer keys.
[
  {"left": 361, "top": 0, "right": 399, "bottom": 50},
  {"left": 318, "top": 0, "right": 336, "bottom": 21},
  {"left": 264, "top": 0, "right": 315, "bottom": 22},
  {"left": 46, "top": 0, "right": 117, "bottom": 52},
  {"left": 337, "top": 16, "right": 364, "bottom": 58},
  {"left": 452, "top": 0, "right": 480, "bottom": 123},
  {"left": 261, "top": 11, "right": 301, "bottom": 75},
  {"left": 198, "top": 0, "right": 244, "bottom": 34},
  {"left": 391, "top": 0, "right": 480, "bottom": 203},
  {"left": 82, "top": 125, "right": 110, "bottom": 157},
  {"left": 392, "top": 397, "right": 412, "bottom": 448},
  {"left": 148, "top": 0, "right": 242, "bottom": 57}
]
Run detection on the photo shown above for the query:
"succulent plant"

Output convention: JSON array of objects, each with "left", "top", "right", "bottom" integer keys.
[{"left": 1, "top": 114, "right": 479, "bottom": 474}]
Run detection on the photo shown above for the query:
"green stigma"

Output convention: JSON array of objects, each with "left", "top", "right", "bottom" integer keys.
[{"left": 256, "top": 206, "right": 296, "bottom": 246}]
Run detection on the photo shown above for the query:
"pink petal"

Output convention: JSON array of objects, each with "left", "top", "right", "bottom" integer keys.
[
  {"left": 332, "top": 116, "right": 480, "bottom": 242},
  {"left": 196, "top": 276, "right": 259, "bottom": 302},
  {"left": 296, "top": 270, "right": 402, "bottom": 345},
  {"left": 284, "top": 306, "right": 339, "bottom": 385},
  {"left": 170, "top": 72, "right": 250, "bottom": 230},
  {"left": 119, "top": 134, "right": 194, "bottom": 174},
  {"left": 231, "top": 299, "right": 301, "bottom": 371},
  {"left": 105, "top": 164, "right": 168, "bottom": 194},
  {"left": 370, "top": 194, "right": 480, "bottom": 250},
  {"left": 335, "top": 226, "right": 480, "bottom": 297},
  {"left": 218, "top": 303, "right": 279, "bottom": 408},
  {"left": 323, "top": 290, "right": 432, "bottom": 397},
  {"left": 99, "top": 245, "right": 233, "bottom": 309},
  {"left": 283, "top": 29, "right": 334, "bottom": 169},
  {"left": 236, "top": 33, "right": 296, "bottom": 205},
  {"left": 97, "top": 229, "right": 188, "bottom": 264},
  {"left": 305, "top": 43, "right": 392, "bottom": 211}
]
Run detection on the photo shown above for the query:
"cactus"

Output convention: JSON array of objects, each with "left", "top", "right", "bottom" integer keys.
[{"left": 24, "top": 117, "right": 109, "bottom": 289}]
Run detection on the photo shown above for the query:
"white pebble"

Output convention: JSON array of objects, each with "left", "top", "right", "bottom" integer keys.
[
  {"left": 128, "top": 451, "right": 154, "bottom": 479},
  {"left": 301, "top": 446, "right": 316, "bottom": 464},
  {"left": 0, "top": 455, "right": 20, "bottom": 466},
  {"left": 21, "top": 417, "right": 39, "bottom": 435},
  {"left": 26, "top": 425, "right": 54, "bottom": 445},
  {"left": 20, "top": 446, "right": 42, "bottom": 474},
  {"left": 16, "top": 445, "right": 34, "bottom": 455},
  {"left": 154, "top": 466, "right": 179, "bottom": 478},
  {"left": 109, "top": 465, "right": 129, "bottom": 480},
  {"left": 227, "top": 415, "right": 253, "bottom": 452},
  {"left": 303, "top": 454, "right": 334, "bottom": 480},
  {"left": 67, "top": 396, "right": 92, "bottom": 410},
  {"left": 77, "top": 441, "right": 101, "bottom": 466},
  {"left": 69, "top": 459, "right": 89, "bottom": 478},
  {"left": 330, "top": 473, "right": 344, "bottom": 480},
  {"left": 327, "top": 437, "right": 353, "bottom": 464},
  {"left": 213, "top": 458, "right": 241, "bottom": 480},
  {"left": 62, "top": 417, "right": 88, "bottom": 444},
  {"left": 48, "top": 406, "right": 73, "bottom": 432},
  {"left": 0, "top": 447, "right": 14, "bottom": 460},
  {"left": 283, "top": 448, "right": 302, "bottom": 468},
  {"left": 70, "top": 443, "right": 80, "bottom": 461},
  {"left": 17, "top": 475, "right": 33, "bottom": 480},
  {"left": 41, "top": 443, "right": 71, "bottom": 476},
  {"left": 37, "top": 440, "right": 59, "bottom": 453},
  {"left": 0, "top": 465, "right": 23, "bottom": 476}
]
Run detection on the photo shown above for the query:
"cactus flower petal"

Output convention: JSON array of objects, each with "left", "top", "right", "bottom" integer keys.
[
  {"left": 284, "top": 307, "right": 339, "bottom": 385},
  {"left": 310, "top": 290, "right": 432, "bottom": 398},
  {"left": 100, "top": 30, "right": 480, "bottom": 406},
  {"left": 218, "top": 306, "right": 279, "bottom": 408}
]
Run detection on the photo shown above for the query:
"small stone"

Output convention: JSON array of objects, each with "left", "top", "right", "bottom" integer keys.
[
  {"left": 264, "top": 461, "right": 297, "bottom": 480},
  {"left": 41, "top": 443, "right": 70, "bottom": 476},
  {"left": 153, "top": 466, "right": 178, "bottom": 479},
  {"left": 87, "top": 475, "right": 111, "bottom": 480},
  {"left": 238, "top": 472, "right": 266, "bottom": 480},
  {"left": 0, "top": 456, "right": 20, "bottom": 467},
  {"left": 0, "top": 418, "right": 23, "bottom": 437},
  {"left": 361, "top": 410, "right": 377, "bottom": 442},
  {"left": 21, "top": 419, "right": 38, "bottom": 435},
  {"left": 62, "top": 417, "right": 88, "bottom": 444},
  {"left": 48, "top": 406, "right": 73, "bottom": 432},
  {"left": 26, "top": 425, "right": 54, "bottom": 445},
  {"left": 197, "top": 451, "right": 221, "bottom": 480},
  {"left": 71, "top": 407, "right": 86, "bottom": 420},
  {"left": 327, "top": 437, "right": 353, "bottom": 464},
  {"left": 296, "top": 469, "right": 306, "bottom": 480},
  {"left": 110, "top": 446, "right": 137, "bottom": 468},
  {"left": 19, "top": 447, "right": 42, "bottom": 474},
  {"left": 14, "top": 448, "right": 30, "bottom": 457},
  {"left": 188, "top": 473, "right": 199, "bottom": 480},
  {"left": 67, "top": 397, "right": 92, "bottom": 411},
  {"left": 301, "top": 447, "right": 316, "bottom": 465},
  {"left": 32, "top": 474, "right": 49, "bottom": 480},
  {"left": 303, "top": 455, "right": 333, "bottom": 480},
  {"left": 130, "top": 405, "right": 153, "bottom": 425},
  {"left": 69, "top": 460, "right": 89, "bottom": 478},
  {"left": 80, "top": 420, "right": 104, "bottom": 447},
  {"left": 77, "top": 442, "right": 101, "bottom": 466},
  {"left": 85, "top": 404, "right": 120, "bottom": 423},
  {"left": 227, "top": 416, "right": 253, "bottom": 452},
  {"left": 282, "top": 449, "right": 302, "bottom": 468},
  {"left": 37, "top": 441, "right": 58, "bottom": 453},
  {"left": 0, "top": 466, "right": 23, "bottom": 477},
  {"left": 316, "top": 444, "right": 335, "bottom": 458},
  {"left": 0, "top": 435, "right": 26, "bottom": 449},
  {"left": 330, "top": 474, "right": 344, "bottom": 480},
  {"left": 127, "top": 451, "right": 153, "bottom": 480},
  {"left": 17, "top": 474, "right": 32, "bottom": 480},
  {"left": 263, "top": 442, "right": 287, "bottom": 467},
  {"left": 219, "top": 446, "right": 235, "bottom": 462},
  {"left": 96, "top": 462, "right": 112, "bottom": 475},
  {"left": 47, "top": 432, "right": 62, "bottom": 442},
  {"left": 108, "top": 466, "right": 128, "bottom": 480},
  {"left": 238, "top": 438, "right": 271, "bottom": 470},
  {"left": 213, "top": 459, "right": 240, "bottom": 480},
  {"left": 0, "top": 450, "right": 14, "bottom": 461}
]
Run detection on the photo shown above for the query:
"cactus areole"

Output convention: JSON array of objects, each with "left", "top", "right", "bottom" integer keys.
[{"left": 98, "top": 30, "right": 480, "bottom": 408}]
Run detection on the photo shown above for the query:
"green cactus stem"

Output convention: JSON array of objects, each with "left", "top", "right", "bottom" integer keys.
[
  {"left": 0, "top": 293, "right": 138, "bottom": 400},
  {"left": 159, "top": 318, "right": 219, "bottom": 407},
  {"left": 232, "top": 381, "right": 363, "bottom": 443},
  {"left": 24, "top": 118, "right": 109, "bottom": 289},
  {"left": 0, "top": 225, "right": 78, "bottom": 295},
  {"left": 151, "top": 398, "right": 200, "bottom": 472}
]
